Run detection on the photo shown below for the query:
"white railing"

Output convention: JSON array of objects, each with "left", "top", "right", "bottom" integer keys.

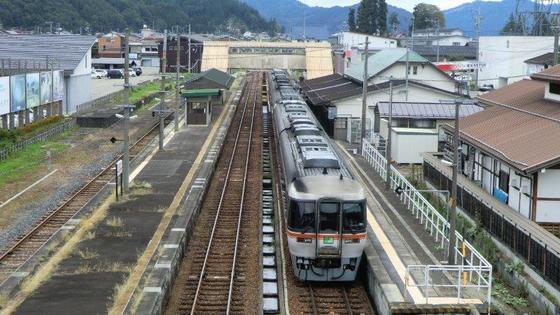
[{"left": 361, "top": 140, "right": 492, "bottom": 308}]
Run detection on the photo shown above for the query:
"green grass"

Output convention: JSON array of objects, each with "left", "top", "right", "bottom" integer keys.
[{"left": 0, "top": 131, "right": 71, "bottom": 186}]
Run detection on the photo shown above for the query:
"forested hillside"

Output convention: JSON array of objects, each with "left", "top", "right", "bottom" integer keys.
[{"left": 0, "top": 0, "right": 281, "bottom": 34}]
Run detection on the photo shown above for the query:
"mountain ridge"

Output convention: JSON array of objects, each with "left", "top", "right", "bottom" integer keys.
[
  {"left": 240, "top": 0, "right": 556, "bottom": 38},
  {"left": 0, "top": 0, "right": 280, "bottom": 34}
]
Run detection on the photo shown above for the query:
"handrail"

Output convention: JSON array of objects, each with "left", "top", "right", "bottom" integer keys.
[{"left": 361, "top": 140, "right": 492, "bottom": 308}]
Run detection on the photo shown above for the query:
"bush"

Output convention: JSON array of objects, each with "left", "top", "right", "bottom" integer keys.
[{"left": 0, "top": 115, "right": 65, "bottom": 150}]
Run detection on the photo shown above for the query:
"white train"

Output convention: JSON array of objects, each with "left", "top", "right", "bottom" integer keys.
[{"left": 271, "top": 70, "right": 367, "bottom": 282}]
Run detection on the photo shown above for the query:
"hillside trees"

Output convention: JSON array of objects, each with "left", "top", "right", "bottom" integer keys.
[{"left": 356, "top": 0, "right": 388, "bottom": 35}]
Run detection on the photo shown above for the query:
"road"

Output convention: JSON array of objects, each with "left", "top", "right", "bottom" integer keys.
[{"left": 90, "top": 67, "right": 160, "bottom": 100}]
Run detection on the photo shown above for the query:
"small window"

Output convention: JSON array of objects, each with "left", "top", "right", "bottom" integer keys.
[
  {"left": 499, "top": 170, "right": 509, "bottom": 193},
  {"left": 413, "top": 66, "right": 418, "bottom": 75},
  {"left": 550, "top": 83, "right": 560, "bottom": 95}
]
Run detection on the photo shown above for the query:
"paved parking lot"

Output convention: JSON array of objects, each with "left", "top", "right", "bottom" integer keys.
[{"left": 90, "top": 67, "right": 160, "bottom": 100}]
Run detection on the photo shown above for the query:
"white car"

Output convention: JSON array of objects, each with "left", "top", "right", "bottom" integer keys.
[
  {"left": 91, "top": 70, "right": 103, "bottom": 79},
  {"left": 93, "top": 69, "right": 108, "bottom": 77}
]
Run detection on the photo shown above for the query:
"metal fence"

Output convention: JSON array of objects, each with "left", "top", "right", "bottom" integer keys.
[
  {"left": 0, "top": 119, "right": 75, "bottom": 160},
  {"left": 424, "top": 159, "right": 560, "bottom": 290},
  {"left": 361, "top": 140, "right": 492, "bottom": 308}
]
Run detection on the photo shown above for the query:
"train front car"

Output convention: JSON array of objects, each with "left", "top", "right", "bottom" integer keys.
[{"left": 270, "top": 70, "right": 367, "bottom": 282}]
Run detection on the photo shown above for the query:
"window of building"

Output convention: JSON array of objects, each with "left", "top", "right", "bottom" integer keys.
[
  {"left": 413, "top": 66, "right": 418, "bottom": 75},
  {"left": 550, "top": 83, "right": 560, "bottom": 95},
  {"left": 453, "top": 42, "right": 461, "bottom": 46},
  {"left": 499, "top": 170, "right": 510, "bottom": 193}
]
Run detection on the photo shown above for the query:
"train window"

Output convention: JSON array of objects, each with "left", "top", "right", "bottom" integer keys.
[
  {"left": 343, "top": 203, "right": 366, "bottom": 233},
  {"left": 319, "top": 202, "right": 340, "bottom": 234},
  {"left": 289, "top": 201, "right": 315, "bottom": 233}
]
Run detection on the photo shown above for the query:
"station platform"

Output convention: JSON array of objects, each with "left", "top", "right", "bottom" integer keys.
[
  {"left": 9, "top": 103, "right": 229, "bottom": 314},
  {"left": 335, "top": 142, "right": 484, "bottom": 313}
]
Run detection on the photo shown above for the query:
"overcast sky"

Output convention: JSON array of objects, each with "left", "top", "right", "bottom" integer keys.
[{"left": 298, "top": 0, "right": 497, "bottom": 11}]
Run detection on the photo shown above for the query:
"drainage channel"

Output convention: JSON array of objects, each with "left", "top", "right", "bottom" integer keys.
[{"left": 261, "top": 81, "right": 279, "bottom": 314}]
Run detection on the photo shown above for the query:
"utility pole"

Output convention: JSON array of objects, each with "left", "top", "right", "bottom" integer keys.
[
  {"left": 474, "top": 9, "right": 482, "bottom": 88},
  {"left": 175, "top": 29, "right": 180, "bottom": 132},
  {"left": 405, "top": 48, "right": 410, "bottom": 102},
  {"left": 554, "top": 14, "right": 560, "bottom": 66},
  {"left": 435, "top": 20, "right": 440, "bottom": 63},
  {"left": 359, "top": 37, "right": 369, "bottom": 155},
  {"left": 448, "top": 85, "right": 462, "bottom": 265},
  {"left": 385, "top": 78, "right": 393, "bottom": 189},
  {"left": 123, "top": 29, "right": 131, "bottom": 193},
  {"left": 159, "top": 30, "right": 168, "bottom": 150},
  {"left": 188, "top": 24, "right": 192, "bottom": 73}
]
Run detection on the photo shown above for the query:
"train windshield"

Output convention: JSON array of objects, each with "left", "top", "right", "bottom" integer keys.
[
  {"left": 319, "top": 202, "right": 340, "bottom": 234},
  {"left": 289, "top": 201, "right": 315, "bottom": 233},
  {"left": 343, "top": 202, "right": 366, "bottom": 234}
]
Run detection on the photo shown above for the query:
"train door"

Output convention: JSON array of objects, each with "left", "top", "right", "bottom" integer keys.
[{"left": 316, "top": 200, "right": 342, "bottom": 258}]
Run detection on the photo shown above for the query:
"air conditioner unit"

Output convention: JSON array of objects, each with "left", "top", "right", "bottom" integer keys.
[{"left": 521, "top": 184, "right": 530, "bottom": 194}]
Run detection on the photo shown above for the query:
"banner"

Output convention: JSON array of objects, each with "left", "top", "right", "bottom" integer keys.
[
  {"left": 10, "top": 75, "right": 26, "bottom": 112},
  {"left": 40, "top": 72, "right": 52, "bottom": 105},
  {"left": 52, "top": 70, "right": 64, "bottom": 101},
  {"left": 26, "top": 73, "right": 40, "bottom": 108},
  {"left": 0, "top": 77, "right": 9, "bottom": 116}
]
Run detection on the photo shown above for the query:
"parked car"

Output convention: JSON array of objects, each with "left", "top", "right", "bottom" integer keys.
[
  {"left": 91, "top": 70, "right": 103, "bottom": 79},
  {"left": 93, "top": 69, "right": 107, "bottom": 77},
  {"left": 107, "top": 69, "right": 123, "bottom": 79},
  {"left": 478, "top": 84, "right": 495, "bottom": 92},
  {"left": 133, "top": 67, "right": 142, "bottom": 76}
]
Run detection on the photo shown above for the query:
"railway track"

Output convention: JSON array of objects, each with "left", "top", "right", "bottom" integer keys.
[
  {"left": 0, "top": 113, "right": 174, "bottom": 283},
  {"left": 168, "top": 72, "right": 262, "bottom": 314}
]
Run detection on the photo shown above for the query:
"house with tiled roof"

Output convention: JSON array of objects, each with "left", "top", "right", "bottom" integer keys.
[
  {"left": 422, "top": 66, "right": 560, "bottom": 292},
  {"left": 425, "top": 65, "right": 560, "bottom": 226}
]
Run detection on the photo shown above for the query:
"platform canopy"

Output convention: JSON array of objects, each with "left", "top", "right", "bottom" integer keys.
[{"left": 181, "top": 89, "right": 220, "bottom": 98}]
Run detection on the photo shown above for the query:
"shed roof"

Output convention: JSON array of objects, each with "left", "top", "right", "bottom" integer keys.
[
  {"left": 444, "top": 75, "right": 560, "bottom": 172},
  {"left": 376, "top": 101, "right": 483, "bottom": 120},
  {"left": 0, "top": 34, "right": 96, "bottom": 72},
  {"left": 184, "top": 68, "right": 234, "bottom": 89},
  {"left": 525, "top": 52, "right": 555, "bottom": 65},
  {"left": 345, "top": 48, "right": 429, "bottom": 82},
  {"left": 182, "top": 88, "right": 220, "bottom": 98}
]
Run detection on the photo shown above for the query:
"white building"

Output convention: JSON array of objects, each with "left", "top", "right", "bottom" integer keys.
[
  {"left": 479, "top": 36, "right": 554, "bottom": 88},
  {"left": 332, "top": 31, "right": 397, "bottom": 51},
  {"left": 404, "top": 28, "right": 472, "bottom": 47},
  {"left": 0, "top": 34, "right": 96, "bottom": 114}
]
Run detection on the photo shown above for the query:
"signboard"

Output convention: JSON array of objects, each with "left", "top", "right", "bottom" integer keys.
[
  {"left": 26, "top": 73, "right": 40, "bottom": 108},
  {"left": 116, "top": 159, "right": 123, "bottom": 176},
  {"left": 52, "top": 70, "right": 64, "bottom": 101},
  {"left": 0, "top": 77, "right": 9, "bottom": 116},
  {"left": 327, "top": 106, "right": 337, "bottom": 120},
  {"left": 436, "top": 61, "right": 487, "bottom": 72},
  {"left": 10, "top": 75, "right": 26, "bottom": 112},
  {"left": 40, "top": 72, "right": 52, "bottom": 105}
]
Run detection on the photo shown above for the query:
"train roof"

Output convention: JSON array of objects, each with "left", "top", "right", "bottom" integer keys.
[
  {"left": 288, "top": 176, "right": 365, "bottom": 201},
  {"left": 272, "top": 70, "right": 353, "bottom": 181}
]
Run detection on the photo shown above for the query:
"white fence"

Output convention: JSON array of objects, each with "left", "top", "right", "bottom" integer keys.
[{"left": 361, "top": 140, "right": 492, "bottom": 308}]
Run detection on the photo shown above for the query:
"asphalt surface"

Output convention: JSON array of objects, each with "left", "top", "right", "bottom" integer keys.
[
  {"left": 90, "top": 67, "right": 160, "bottom": 100},
  {"left": 15, "top": 106, "right": 223, "bottom": 315}
]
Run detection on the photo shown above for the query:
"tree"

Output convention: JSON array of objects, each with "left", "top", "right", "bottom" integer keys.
[
  {"left": 357, "top": 0, "right": 373, "bottom": 34},
  {"left": 501, "top": 13, "right": 524, "bottom": 35},
  {"left": 389, "top": 12, "right": 399, "bottom": 33},
  {"left": 377, "top": 0, "right": 387, "bottom": 34},
  {"left": 412, "top": 3, "right": 445, "bottom": 30},
  {"left": 348, "top": 8, "right": 357, "bottom": 32},
  {"left": 356, "top": 0, "right": 387, "bottom": 35}
]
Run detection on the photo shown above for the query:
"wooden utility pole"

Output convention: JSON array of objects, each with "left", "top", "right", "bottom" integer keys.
[
  {"left": 385, "top": 78, "right": 393, "bottom": 189},
  {"left": 123, "top": 29, "right": 131, "bottom": 193},
  {"left": 359, "top": 37, "right": 369, "bottom": 155}
]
